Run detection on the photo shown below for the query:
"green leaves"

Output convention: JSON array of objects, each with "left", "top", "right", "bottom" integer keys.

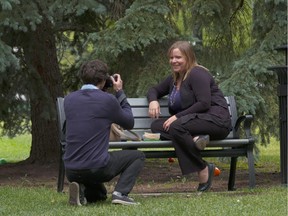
[
  {"left": 88, "top": 0, "right": 176, "bottom": 57},
  {"left": 0, "top": 0, "right": 20, "bottom": 11},
  {"left": 0, "top": 42, "right": 19, "bottom": 72},
  {"left": 0, "top": 0, "right": 286, "bottom": 145}
]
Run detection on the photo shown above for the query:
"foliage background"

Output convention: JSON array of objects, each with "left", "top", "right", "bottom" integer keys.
[{"left": 0, "top": 0, "right": 287, "bottom": 163}]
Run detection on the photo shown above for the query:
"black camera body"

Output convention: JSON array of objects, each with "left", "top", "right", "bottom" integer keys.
[{"left": 104, "top": 75, "right": 118, "bottom": 89}]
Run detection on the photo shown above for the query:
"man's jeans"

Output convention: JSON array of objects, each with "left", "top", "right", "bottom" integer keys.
[{"left": 66, "top": 150, "right": 145, "bottom": 202}]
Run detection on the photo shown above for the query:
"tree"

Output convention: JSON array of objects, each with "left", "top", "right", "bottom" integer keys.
[
  {"left": 0, "top": 0, "right": 286, "bottom": 165},
  {"left": 110, "top": 0, "right": 287, "bottom": 144},
  {"left": 0, "top": 0, "right": 176, "bottom": 163},
  {"left": 144, "top": 0, "right": 287, "bottom": 144},
  {"left": 217, "top": 0, "right": 287, "bottom": 144},
  {"left": 107, "top": 0, "right": 287, "bottom": 145}
]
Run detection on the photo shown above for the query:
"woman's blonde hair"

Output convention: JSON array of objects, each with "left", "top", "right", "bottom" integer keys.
[{"left": 167, "top": 41, "right": 198, "bottom": 81}]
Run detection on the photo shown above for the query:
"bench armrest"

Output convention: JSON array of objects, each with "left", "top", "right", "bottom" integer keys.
[{"left": 234, "top": 114, "right": 254, "bottom": 138}]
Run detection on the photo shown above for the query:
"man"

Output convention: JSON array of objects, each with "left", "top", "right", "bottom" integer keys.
[{"left": 63, "top": 59, "right": 145, "bottom": 206}]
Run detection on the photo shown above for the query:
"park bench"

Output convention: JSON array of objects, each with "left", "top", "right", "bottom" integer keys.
[{"left": 56, "top": 96, "right": 256, "bottom": 192}]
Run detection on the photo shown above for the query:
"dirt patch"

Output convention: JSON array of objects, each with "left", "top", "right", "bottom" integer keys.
[{"left": 0, "top": 159, "right": 282, "bottom": 193}]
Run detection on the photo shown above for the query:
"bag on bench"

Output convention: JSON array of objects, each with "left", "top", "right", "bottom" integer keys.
[{"left": 110, "top": 123, "right": 141, "bottom": 141}]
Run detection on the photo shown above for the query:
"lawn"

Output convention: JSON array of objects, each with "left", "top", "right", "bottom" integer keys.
[
  {"left": 0, "top": 185, "right": 287, "bottom": 216},
  {"left": 0, "top": 134, "right": 31, "bottom": 163},
  {"left": 0, "top": 134, "right": 287, "bottom": 216}
]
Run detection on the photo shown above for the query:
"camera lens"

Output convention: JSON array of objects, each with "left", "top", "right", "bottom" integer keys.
[{"left": 104, "top": 77, "right": 113, "bottom": 89}]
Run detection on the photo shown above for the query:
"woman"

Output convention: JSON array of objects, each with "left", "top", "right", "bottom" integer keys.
[{"left": 147, "top": 41, "right": 231, "bottom": 192}]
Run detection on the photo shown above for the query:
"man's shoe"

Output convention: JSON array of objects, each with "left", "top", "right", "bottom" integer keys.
[
  {"left": 197, "top": 163, "right": 215, "bottom": 192},
  {"left": 69, "top": 182, "right": 87, "bottom": 206},
  {"left": 111, "top": 193, "right": 139, "bottom": 205},
  {"left": 194, "top": 135, "right": 210, "bottom": 150}
]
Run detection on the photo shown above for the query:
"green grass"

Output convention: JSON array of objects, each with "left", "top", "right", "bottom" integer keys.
[
  {"left": 0, "top": 186, "right": 287, "bottom": 216},
  {"left": 256, "top": 137, "right": 281, "bottom": 170},
  {"left": 0, "top": 135, "right": 287, "bottom": 215},
  {"left": 0, "top": 134, "right": 31, "bottom": 163}
]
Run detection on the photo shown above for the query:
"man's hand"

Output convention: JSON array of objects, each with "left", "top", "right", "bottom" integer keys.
[{"left": 111, "top": 74, "right": 122, "bottom": 92}]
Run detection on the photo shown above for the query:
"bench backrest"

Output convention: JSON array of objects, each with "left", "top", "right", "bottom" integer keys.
[
  {"left": 127, "top": 96, "right": 237, "bottom": 139},
  {"left": 56, "top": 97, "right": 66, "bottom": 146},
  {"left": 56, "top": 96, "right": 238, "bottom": 142}
]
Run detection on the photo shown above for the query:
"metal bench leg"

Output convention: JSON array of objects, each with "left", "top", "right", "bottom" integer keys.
[
  {"left": 57, "top": 147, "right": 65, "bottom": 193},
  {"left": 228, "top": 157, "right": 237, "bottom": 191},
  {"left": 57, "top": 160, "right": 65, "bottom": 192}
]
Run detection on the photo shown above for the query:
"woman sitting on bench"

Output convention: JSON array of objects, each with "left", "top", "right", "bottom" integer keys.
[{"left": 147, "top": 41, "right": 232, "bottom": 192}]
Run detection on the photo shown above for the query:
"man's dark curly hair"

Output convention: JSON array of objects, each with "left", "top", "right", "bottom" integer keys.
[{"left": 79, "top": 59, "right": 110, "bottom": 85}]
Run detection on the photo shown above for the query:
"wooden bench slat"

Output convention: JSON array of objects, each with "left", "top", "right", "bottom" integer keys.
[
  {"left": 109, "top": 138, "right": 251, "bottom": 149},
  {"left": 128, "top": 98, "right": 168, "bottom": 106},
  {"left": 143, "top": 149, "right": 248, "bottom": 158},
  {"left": 132, "top": 107, "right": 170, "bottom": 117}
]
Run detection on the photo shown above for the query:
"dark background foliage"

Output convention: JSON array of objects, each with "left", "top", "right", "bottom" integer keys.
[{"left": 0, "top": 0, "right": 286, "bottom": 163}]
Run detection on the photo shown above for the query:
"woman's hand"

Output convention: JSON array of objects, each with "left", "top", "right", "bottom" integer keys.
[
  {"left": 163, "top": 115, "right": 177, "bottom": 131},
  {"left": 149, "top": 101, "right": 161, "bottom": 118}
]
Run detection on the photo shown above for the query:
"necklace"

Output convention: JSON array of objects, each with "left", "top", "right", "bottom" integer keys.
[{"left": 169, "top": 85, "right": 178, "bottom": 106}]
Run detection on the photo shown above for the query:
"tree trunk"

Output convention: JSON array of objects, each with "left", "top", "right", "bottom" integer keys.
[{"left": 23, "top": 18, "right": 64, "bottom": 164}]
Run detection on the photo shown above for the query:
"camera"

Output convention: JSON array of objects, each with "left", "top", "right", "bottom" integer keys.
[{"left": 103, "top": 75, "right": 118, "bottom": 89}]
